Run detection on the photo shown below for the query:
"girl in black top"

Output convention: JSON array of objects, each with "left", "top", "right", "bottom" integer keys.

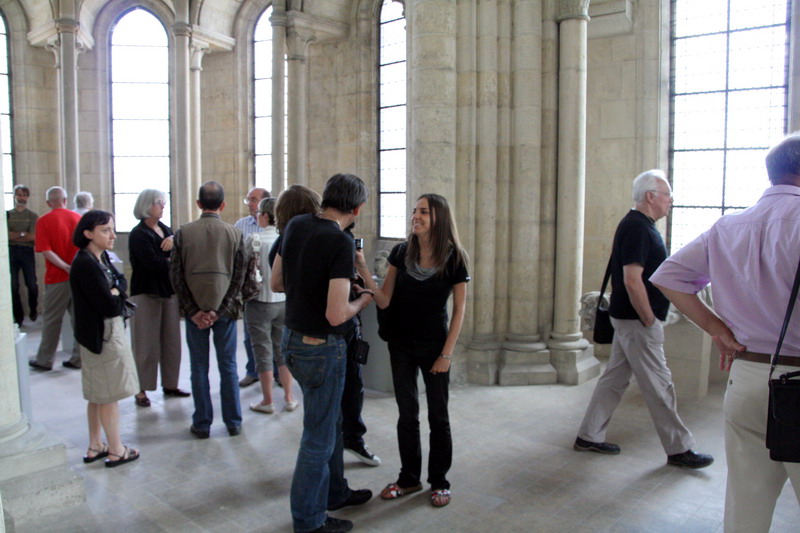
[
  {"left": 357, "top": 193, "right": 469, "bottom": 508},
  {"left": 70, "top": 211, "right": 140, "bottom": 468}
]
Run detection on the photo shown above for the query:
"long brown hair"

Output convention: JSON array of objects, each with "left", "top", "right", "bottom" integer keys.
[
  {"left": 405, "top": 193, "right": 467, "bottom": 275},
  {"left": 275, "top": 185, "right": 321, "bottom": 232}
]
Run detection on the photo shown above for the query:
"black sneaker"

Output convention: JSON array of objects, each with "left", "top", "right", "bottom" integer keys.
[
  {"left": 344, "top": 444, "right": 382, "bottom": 466},
  {"left": 573, "top": 436, "right": 621, "bottom": 455},
  {"left": 28, "top": 360, "right": 52, "bottom": 371},
  {"left": 327, "top": 488, "right": 372, "bottom": 511},
  {"left": 63, "top": 360, "right": 81, "bottom": 370},
  {"left": 190, "top": 425, "right": 209, "bottom": 439},
  {"left": 667, "top": 450, "right": 714, "bottom": 469},
  {"left": 307, "top": 516, "right": 353, "bottom": 533}
]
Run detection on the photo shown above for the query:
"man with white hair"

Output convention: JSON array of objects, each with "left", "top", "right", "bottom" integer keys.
[
  {"left": 73, "top": 191, "right": 94, "bottom": 215},
  {"left": 573, "top": 170, "right": 713, "bottom": 469},
  {"left": 29, "top": 186, "right": 82, "bottom": 370}
]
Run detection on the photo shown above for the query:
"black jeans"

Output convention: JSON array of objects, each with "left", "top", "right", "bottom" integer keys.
[
  {"left": 389, "top": 339, "right": 451, "bottom": 490},
  {"left": 9, "top": 245, "right": 38, "bottom": 324},
  {"left": 342, "top": 325, "right": 367, "bottom": 448}
]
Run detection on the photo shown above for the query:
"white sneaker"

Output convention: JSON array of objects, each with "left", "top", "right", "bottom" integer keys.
[
  {"left": 345, "top": 444, "right": 382, "bottom": 466},
  {"left": 249, "top": 402, "right": 274, "bottom": 414},
  {"left": 285, "top": 400, "right": 299, "bottom": 412}
]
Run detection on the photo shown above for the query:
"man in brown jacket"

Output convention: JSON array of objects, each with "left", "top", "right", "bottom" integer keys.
[{"left": 170, "top": 181, "right": 245, "bottom": 439}]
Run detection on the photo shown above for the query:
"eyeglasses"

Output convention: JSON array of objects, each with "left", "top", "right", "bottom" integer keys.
[
  {"left": 243, "top": 196, "right": 261, "bottom": 205},
  {"left": 648, "top": 190, "right": 674, "bottom": 200},
  {"left": 153, "top": 200, "right": 166, "bottom": 206}
]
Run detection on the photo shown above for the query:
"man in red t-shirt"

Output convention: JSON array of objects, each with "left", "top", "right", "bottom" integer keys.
[{"left": 29, "top": 186, "right": 82, "bottom": 370}]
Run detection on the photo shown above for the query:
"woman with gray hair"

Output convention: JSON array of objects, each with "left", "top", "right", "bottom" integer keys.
[{"left": 128, "top": 189, "right": 188, "bottom": 407}]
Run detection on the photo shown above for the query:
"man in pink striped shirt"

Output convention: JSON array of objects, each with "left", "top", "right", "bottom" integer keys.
[{"left": 652, "top": 133, "right": 800, "bottom": 533}]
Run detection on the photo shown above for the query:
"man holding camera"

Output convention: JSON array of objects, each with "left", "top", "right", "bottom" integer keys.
[{"left": 271, "top": 173, "right": 375, "bottom": 533}]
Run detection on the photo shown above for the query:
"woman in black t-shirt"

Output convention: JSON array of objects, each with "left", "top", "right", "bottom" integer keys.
[{"left": 357, "top": 193, "right": 469, "bottom": 508}]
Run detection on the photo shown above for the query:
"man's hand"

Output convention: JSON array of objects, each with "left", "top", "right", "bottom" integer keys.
[
  {"left": 191, "top": 311, "right": 216, "bottom": 329},
  {"left": 712, "top": 330, "right": 746, "bottom": 371},
  {"left": 160, "top": 235, "right": 174, "bottom": 252}
]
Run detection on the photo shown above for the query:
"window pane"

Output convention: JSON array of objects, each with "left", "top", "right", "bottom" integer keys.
[
  {"left": 111, "top": 47, "right": 168, "bottom": 83},
  {"left": 112, "top": 9, "right": 167, "bottom": 46},
  {"left": 673, "top": 35, "right": 727, "bottom": 94},
  {"left": 380, "top": 149, "right": 406, "bottom": 192},
  {"left": 672, "top": 93, "right": 726, "bottom": 150},
  {"left": 728, "top": 27, "right": 789, "bottom": 89},
  {"left": 726, "top": 88, "right": 786, "bottom": 148},
  {"left": 670, "top": 207, "right": 725, "bottom": 251},
  {"left": 380, "top": 193, "right": 407, "bottom": 239},
  {"left": 672, "top": 151, "right": 724, "bottom": 207},
  {"left": 380, "top": 105, "right": 406, "bottom": 151},
  {"left": 0, "top": 114, "right": 11, "bottom": 154},
  {"left": 380, "top": 62, "right": 406, "bottom": 108},
  {"left": 673, "top": 0, "right": 728, "bottom": 38},
  {"left": 112, "top": 83, "right": 169, "bottom": 119},
  {"left": 724, "top": 150, "right": 772, "bottom": 207},
  {"left": 113, "top": 193, "right": 140, "bottom": 233},
  {"left": 254, "top": 117, "right": 272, "bottom": 155},
  {"left": 113, "top": 157, "right": 170, "bottom": 192},
  {"left": 380, "top": 19, "right": 406, "bottom": 65},
  {"left": 113, "top": 120, "right": 169, "bottom": 156},
  {"left": 381, "top": 1, "right": 404, "bottom": 22},
  {"left": 0, "top": 36, "right": 7, "bottom": 75},
  {"left": 254, "top": 41, "right": 273, "bottom": 80},
  {"left": 254, "top": 78, "right": 272, "bottom": 118},
  {"left": 729, "top": 0, "right": 789, "bottom": 30}
]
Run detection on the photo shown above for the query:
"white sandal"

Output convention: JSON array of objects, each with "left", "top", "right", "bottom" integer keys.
[{"left": 249, "top": 402, "right": 274, "bottom": 414}]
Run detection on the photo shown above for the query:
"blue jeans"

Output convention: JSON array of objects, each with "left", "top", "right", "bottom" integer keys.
[
  {"left": 243, "top": 316, "right": 257, "bottom": 379},
  {"left": 185, "top": 316, "right": 242, "bottom": 431},
  {"left": 283, "top": 327, "right": 350, "bottom": 532}
]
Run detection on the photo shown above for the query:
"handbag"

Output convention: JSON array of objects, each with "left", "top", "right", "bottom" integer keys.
[
  {"left": 765, "top": 253, "right": 800, "bottom": 462},
  {"left": 592, "top": 256, "right": 614, "bottom": 344},
  {"left": 121, "top": 299, "right": 137, "bottom": 319},
  {"left": 242, "top": 233, "right": 263, "bottom": 302}
]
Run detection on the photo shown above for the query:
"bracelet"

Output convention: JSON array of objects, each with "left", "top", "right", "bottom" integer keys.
[{"left": 441, "top": 354, "right": 452, "bottom": 360}]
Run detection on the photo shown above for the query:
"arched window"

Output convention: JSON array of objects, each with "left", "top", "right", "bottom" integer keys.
[
  {"left": 110, "top": 8, "right": 170, "bottom": 231},
  {"left": 378, "top": 0, "right": 407, "bottom": 239},
  {"left": 0, "top": 13, "right": 13, "bottom": 210},
  {"left": 254, "top": 6, "right": 286, "bottom": 191},
  {"left": 669, "top": 0, "right": 790, "bottom": 251}
]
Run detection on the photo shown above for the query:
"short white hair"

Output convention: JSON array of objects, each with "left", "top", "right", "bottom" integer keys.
[
  {"left": 632, "top": 169, "right": 668, "bottom": 204},
  {"left": 46, "top": 186, "right": 66, "bottom": 203},
  {"left": 74, "top": 191, "right": 94, "bottom": 209}
]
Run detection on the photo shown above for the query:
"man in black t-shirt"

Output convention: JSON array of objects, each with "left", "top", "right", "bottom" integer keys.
[
  {"left": 271, "top": 174, "right": 374, "bottom": 533},
  {"left": 574, "top": 170, "right": 713, "bottom": 470}
]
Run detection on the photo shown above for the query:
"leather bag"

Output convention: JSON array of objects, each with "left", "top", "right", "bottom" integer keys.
[
  {"left": 242, "top": 233, "right": 263, "bottom": 302},
  {"left": 765, "top": 253, "right": 800, "bottom": 462},
  {"left": 593, "top": 257, "right": 614, "bottom": 344}
]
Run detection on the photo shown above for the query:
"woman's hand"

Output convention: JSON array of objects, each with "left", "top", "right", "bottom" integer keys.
[
  {"left": 161, "top": 235, "right": 174, "bottom": 252},
  {"left": 430, "top": 356, "right": 451, "bottom": 374},
  {"left": 110, "top": 288, "right": 120, "bottom": 296}
]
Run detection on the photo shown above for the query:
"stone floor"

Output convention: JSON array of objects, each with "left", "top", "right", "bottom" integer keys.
[{"left": 11, "top": 318, "right": 800, "bottom": 533}]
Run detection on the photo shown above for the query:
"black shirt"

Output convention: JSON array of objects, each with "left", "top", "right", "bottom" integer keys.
[
  {"left": 70, "top": 249, "right": 128, "bottom": 354},
  {"left": 129, "top": 220, "right": 174, "bottom": 298},
  {"left": 378, "top": 242, "right": 470, "bottom": 343},
  {"left": 608, "top": 209, "right": 670, "bottom": 321},
  {"left": 280, "top": 213, "right": 355, "bottom": 336}
]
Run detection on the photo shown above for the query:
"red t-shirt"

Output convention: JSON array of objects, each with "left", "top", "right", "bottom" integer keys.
[{"left": 35, "top": 208, "right": 81, "bottom": 284}]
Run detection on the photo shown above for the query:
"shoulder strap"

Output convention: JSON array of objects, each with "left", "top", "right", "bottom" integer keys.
[
  {"left": 596, "top": 253, "right": 613, "bottom": 313},
  {"left": 770, "top": 253, "right": 800, "bottom": 379}
]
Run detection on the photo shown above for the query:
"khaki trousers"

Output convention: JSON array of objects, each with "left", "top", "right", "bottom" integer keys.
[
  {"left": 129, "top": 294, "right": 182, "bottom": 390},
  {"left": 34, "top": 281, "right": 79, "bottom": 367},
  {"left": 578, "top": 318, "right": 695, "bottom": 455},
  {"left": 724, "top": 359, "right": 800, "bottom": 532}
]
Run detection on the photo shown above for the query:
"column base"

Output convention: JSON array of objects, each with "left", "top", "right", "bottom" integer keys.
[
  {"left": 0, "top": 419, "right": 85, "bottom": 526},
  {"left": 547, "top": 335, "right": 601, "bottom": 385},
  {"left": 498, "top": 335, "right": 556, "bottom": 385},
  {"left": 466, "top": 335, "right": 501, "bottom": 385}
]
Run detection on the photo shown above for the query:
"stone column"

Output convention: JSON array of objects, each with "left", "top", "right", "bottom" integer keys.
[
  {"left": 173, "top": 15, "right": 193, "bottom": 226},
  {"left": 271, "top": 4, "right": 287, "bottom": 194},
  {"left": 190, "top": 41, "right": 208, "bottom": 199},
  {"left": 286, "top": 28, "right": 313, "bottom": 186},
  {"left": 0, "top": 177, "right": 84, "bottom": 524},
  {"left": 545, "top": 0, "right": 600, "bottom": 384},
  {"left": 53, "top": 18, "right": 81, "bottom": 196},
  {"left": 499, "top": 0, "right": 555, "bottom": 385}
]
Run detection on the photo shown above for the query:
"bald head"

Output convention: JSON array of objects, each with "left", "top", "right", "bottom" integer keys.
[
  {"left": 45, "top": 186, "right": 67, "bottom": 209},
  {"left": 245, "top": 187, "right": 270, "bottom": 217}
]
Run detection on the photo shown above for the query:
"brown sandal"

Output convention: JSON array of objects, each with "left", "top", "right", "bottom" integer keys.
[
  {"left": 431, "top": 489, "right": 451, "bottom": 507},
  {"left": 380, "top": 482, "right": 423, "bottom": 500}
]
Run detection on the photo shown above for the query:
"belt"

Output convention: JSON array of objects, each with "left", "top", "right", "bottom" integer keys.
[{"left": 735, "top": 351, "right": 800, "bottom": 367}]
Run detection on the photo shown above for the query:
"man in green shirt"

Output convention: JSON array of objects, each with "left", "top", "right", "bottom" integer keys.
[{"left": 7, "top": 184, "right": 39, "bottom": 326}]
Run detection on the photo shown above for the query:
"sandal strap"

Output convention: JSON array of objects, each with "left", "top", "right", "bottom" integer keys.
[{"left": 108, "top": 446, "right": 129, "bottom": 460}]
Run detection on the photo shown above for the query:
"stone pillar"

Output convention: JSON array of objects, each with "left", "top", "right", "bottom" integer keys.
[
  {"left": 52, "top": 18, "right": 81, "bottom": 196},
  {"left": 286, "top": 28, "right": 313, "bottom": 186},
  {"left": 545, "top": 0, "right": 600, "bottom": 384},
  {"left": 173, "top": 14, "right": 193, "bottom": 226},
  {"left": 271, "top": 4, "right": 287, "bottom": 194},
  {"left": 190, "top": 41, "right": 208, "bottom": 198},
  {"left": 499, "top": 0, "right": 555, "bottom": 385},
  {"left": 0, "top": 175, "right": 84, "bottom": 524}
]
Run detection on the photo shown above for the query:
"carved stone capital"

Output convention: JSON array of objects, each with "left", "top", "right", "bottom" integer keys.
[
  {"left": 190, "top": 40, "right": 209, "bottom": 71},
  {"left": 557, "top": 0, "right": 591, "bottom": 22},
  {"left": 174, "top": 21, "right": 192, "bottom": 38},
  {"left": 55, "top": 18, "right": 79, "bottom": 34}
]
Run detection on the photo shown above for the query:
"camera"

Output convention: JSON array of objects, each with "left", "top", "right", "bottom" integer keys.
[{"left": 353, "top": 238, "right": 364, "bottom": 250}]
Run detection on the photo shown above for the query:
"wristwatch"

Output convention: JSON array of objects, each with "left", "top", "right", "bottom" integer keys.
[{"left": 20, "top": 232, "right": 25, "bottom": 237}]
